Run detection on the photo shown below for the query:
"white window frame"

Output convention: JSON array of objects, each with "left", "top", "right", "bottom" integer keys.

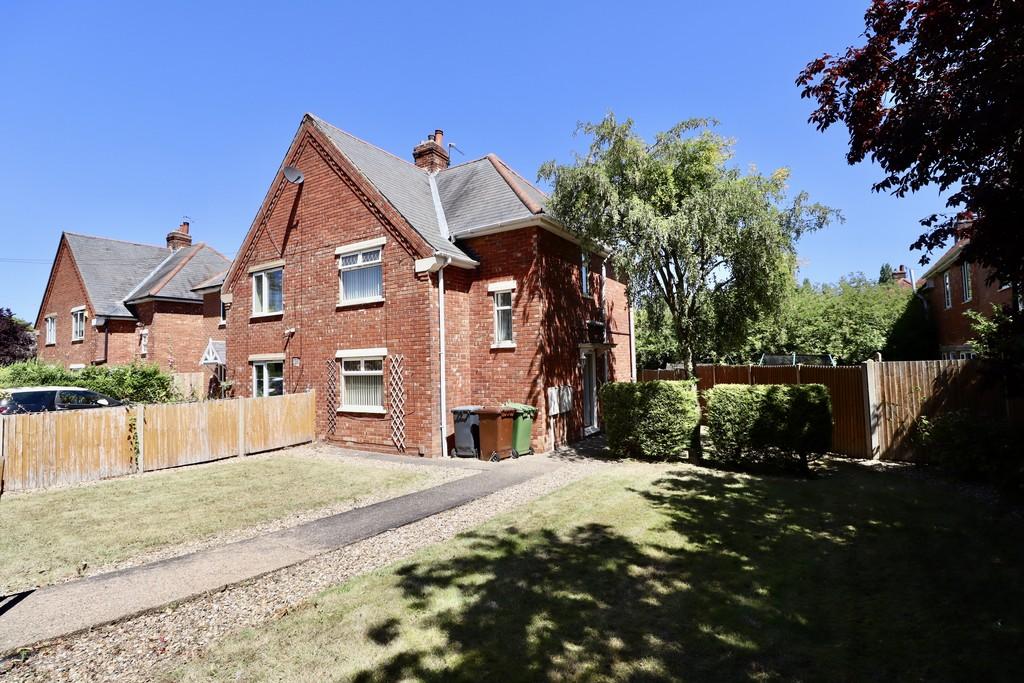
[
  {"left": 251, "top": 267, "right": 284, "bottom": 316},
  {"left": 943, "top": 271, "right": 952, "bottom": 309},
  {"left": 961, "top": 261, "right": 973, "bottom": 302},
  {"left": 488, "top": 282, "right": 516, "bottom": 349},
  {"left": 139, "top": 329, "right": 149, "bottom": 357},
  {"left": 44, "top": 316, "right": 56, "bottom": 345},
  {"left": 71, "top": 307, "right": 86, "bottom": 341},
  {"left": 336, "top": 237, "right": 386, "bottom": 307},
  {"left": 219, "top": 299, "right": 227, "bottom": 326},
  {"left": 336, "top": 347, "right": 387, "bottom": 413},
  {"left": 251, "top": 360, "right": 285, "bottom": 397},
  {"left": 581, "top": 251, "right": 590, "bottom": 296}
]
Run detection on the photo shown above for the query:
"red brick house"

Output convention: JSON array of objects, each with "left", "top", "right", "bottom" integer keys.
[
  {"left": 35, "top": 224, "right": 230, "bottom": 374},
  {"left": 920, "top": 239, "right": 1017, "bottom": 359},
  {"left": 222, "top": 114, "right": 636, "bottom": 457}
]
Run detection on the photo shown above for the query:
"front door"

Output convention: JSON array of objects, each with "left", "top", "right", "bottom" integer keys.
[{"left": 582, "top": 351, "right": 598, "bottom": 435}]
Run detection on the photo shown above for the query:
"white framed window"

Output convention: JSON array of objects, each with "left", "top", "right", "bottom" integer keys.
[
  {"left": 219, "top": 300, "right": 227, "bottom": 326},
  {"left": 493, "top": 290, "right": 514, "bottom": 346},
  {"left": 961, "top": 261, "right": 973, "bottom": 302},
  {"left": 139, "top": 329, "right": 149, "bottom": 357},
  {"left": 943, "top": 272, "right": 952, "bottom": 309},
  {"left": 252, "top": 361, "right": 284, "bottom": 397},
  {"left": 581, "top": 251, "right": 590, "bottom": 295},
  {"left": 44, "top": 316, "right": 56, "bottom": 345},
  {"left": 337, "top": 239, "right": 385, "bottom": 305},
  {"left": 71, "top": 308, "right": 86, "bottom": 341},
  {"left": 252, "top": 268, "right": 283, "bottom": 315},
  {"left": 337, "top": 348, "right": 385, "bottom": 413}
]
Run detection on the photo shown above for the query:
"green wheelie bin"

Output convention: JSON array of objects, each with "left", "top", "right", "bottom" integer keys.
[{"left": 503, "top": 402, "right": 538, "bottom": 457}]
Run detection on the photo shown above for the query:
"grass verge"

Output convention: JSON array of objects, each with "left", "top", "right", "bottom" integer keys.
[
  {"left": 173, "top": 461, "right": 1024, "bottom": 682},
  {"left": 0, "top": 453, "right": 432, "bottom": 592}
]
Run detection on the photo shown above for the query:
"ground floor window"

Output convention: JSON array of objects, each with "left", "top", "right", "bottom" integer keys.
[
  {"left": 252, "top": 361, "right": 284, "bottom": 397},
  {"left": 341, "top": 357, "right": 384, "bottom": 412},
  {"left": 139, "top": 329, "right": 149, "bottom": 357}
]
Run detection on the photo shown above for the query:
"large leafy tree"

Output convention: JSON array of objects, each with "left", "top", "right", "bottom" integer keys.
[
  {"left": 797, "top": 0, "right": 1024, "bottom": 287},
  {"left": 0, "top": 308, "right": 36, "bottom": 366},
  {"left": 539, "top": 114, "right": 836, "bottom": 374},
  {"left": 741, "top": 273, "right": 935, "bottom": 363}
]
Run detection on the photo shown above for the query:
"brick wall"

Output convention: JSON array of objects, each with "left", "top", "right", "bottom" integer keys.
[
  {"left": 223, "top": 130, "right": 441, "bottom": 456},
  {"left": 925, "top": 259, "right": 1013, "bottom": 354}
]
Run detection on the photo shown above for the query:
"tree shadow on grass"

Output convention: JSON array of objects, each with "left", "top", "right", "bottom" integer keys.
[{"left": 352, "top": 463, "right": 1024, "bottom": 682}]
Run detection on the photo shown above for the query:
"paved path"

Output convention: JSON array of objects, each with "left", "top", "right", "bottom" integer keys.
[{"left": 0, "top": 455, "right": 558, "bottom": 653}]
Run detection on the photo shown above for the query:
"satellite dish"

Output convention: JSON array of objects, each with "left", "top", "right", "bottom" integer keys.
[{"left": 283, "top": 166, "right": 304, "bottom": 185}]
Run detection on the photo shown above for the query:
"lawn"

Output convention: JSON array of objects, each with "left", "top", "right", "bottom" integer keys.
[
  {"left": 173, "top": 461, "right": 1024, "bottom": 682},
  {"left": 0, "top": 453, "right": 435, "bottom": 593}
]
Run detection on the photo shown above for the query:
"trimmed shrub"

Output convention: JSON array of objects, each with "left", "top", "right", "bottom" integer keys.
[
  {"left": 600, "top": 380, "right": 699, "bottom": 460},
  {"left": 0, "top": 361, "right": 179, "bottom": 404},
  {"left": 913, "top": 411, "right": 1023, "bottom": 496},
  {"left": 704, "top": 383, "right": 832, "bottom": 471}
]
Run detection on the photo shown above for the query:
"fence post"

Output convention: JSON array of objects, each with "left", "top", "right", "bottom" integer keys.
[
  {"left": 237, "top": 398, "right": 246, "bottom": 457},
  {"left": 861, "top": 361, "right": 880, "bottom": 459},
  {"left": 0, "top": 416, "right": 6, "bottom": 498},
  {"left": 135, "top": 405, "right": 145, "bottom": 472}
]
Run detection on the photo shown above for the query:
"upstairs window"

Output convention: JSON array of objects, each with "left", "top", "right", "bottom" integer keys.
[
  {"left": 219, "top": 300, "right": 227, "bottom": 325},
  {"left": 252, "top": 267, "right": 283, "bottom": 315},
  {"left": 139, "top": 329, "right": 149, "bottom": 357},
  {"left": 44, "top": 316, "right": 56, "bottom": 345},
  {"left": 961, "top": 261, "right": 973, "bottom": 302},
  {"left": 71, "top": 308, "right": 86, "bottom": 341},
  {"left": 252, "top": 361, "right": 284, "bottom": 397},
  {"left": 337, "top": 238, "right": 385, "bottom": 305},
  {"left": 581, "top": 251, "right": 590, "bottom": 296},
  {"left": 943, "top": 272, "right": 952, "bottom": 309}
]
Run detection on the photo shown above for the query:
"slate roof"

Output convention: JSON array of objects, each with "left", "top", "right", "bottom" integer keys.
[
  {"left": 191, "top": 270, "right": 227, "bottom": 292},
  {"left": 308, "top": 114, "right": 552, "bottom": 259},
  {"left": 62, "top": 233, "right": 230, "bottom": 317}
]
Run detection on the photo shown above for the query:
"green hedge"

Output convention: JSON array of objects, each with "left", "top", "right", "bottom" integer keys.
[
  {"left": 704, "top": 383, "right": 831, "bottom": 471},
  {"left": 0, "top": 361, "right": 179, "bottom": 404},
  {"left": 600, "top": 380, "right": 699, "bottom": 460},
  {"left": 913, "top": 411, "right": 1023, "bottom": 496}
]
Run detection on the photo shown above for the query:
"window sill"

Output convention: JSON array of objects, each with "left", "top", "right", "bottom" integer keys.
[
  {"left": 338, "top": 405, "right": 386, "bottom": 415},
  {"left": 44, "top": 343, "right": 55, "bottom": 347},
  {"left": 491, "top": 342, "right": 516, "bottom": 350},
  {"left": 250, "top": 311, "right": 283, "bottom": 320},
  {"left": 218, "top": 321, "right": 226, "bottom": 328},
  {"left": 337, "top": 296, "right": 385, "bottom": 309},
  {"left": 71, "top": 338, "right": 84, "bottom": 344}
]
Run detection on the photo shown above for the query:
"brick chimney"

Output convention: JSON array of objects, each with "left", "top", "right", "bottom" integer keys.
[
  {"left": 166, "top": 220, "right": 193, "bottom": 251},
  {"left": 892, "top": 264, "right": 908, "bottom": 282},
  {"left": 412, "top": 129, "right": 449, "bottom": 172}
]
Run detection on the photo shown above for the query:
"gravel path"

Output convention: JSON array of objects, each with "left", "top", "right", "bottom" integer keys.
[
  {"left": 3, "top": 444, "right": 476, "bottom": 592},
  {"left": 2, "top": 458, "right": 606, "bottom": 682}
]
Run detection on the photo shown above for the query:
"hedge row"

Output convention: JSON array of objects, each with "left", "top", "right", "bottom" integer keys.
[
  {"left": 704, "top": 383, "right": 831, "bottom": 471},
  {"left": 600, "top": 380, "right": 699, "bottom": 461},
  {"left": 913, "top": 411, "right": 1023, "bottom": 496},
  {"left": 0, "top": 361, "right": 179, "bottom": 404}
]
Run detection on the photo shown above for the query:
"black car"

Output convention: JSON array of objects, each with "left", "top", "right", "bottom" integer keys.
[{"left": 0, "top": 387, "right": 123, "bottom": 414}]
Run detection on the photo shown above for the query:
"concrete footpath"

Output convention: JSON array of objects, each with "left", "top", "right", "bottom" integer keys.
[{"left": 0, "top": 455, "right": 558, "bottom": 653}]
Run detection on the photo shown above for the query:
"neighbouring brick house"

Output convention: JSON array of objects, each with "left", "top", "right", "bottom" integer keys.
[
  {"left": 34, "top": 224, "right": 230, "bottom": 378},
  {"left": 222, "top": 114, "right": 636, "bottom": 457},
  {"left": 920, "top": 238, "right": 1017, "bottom": 359}
]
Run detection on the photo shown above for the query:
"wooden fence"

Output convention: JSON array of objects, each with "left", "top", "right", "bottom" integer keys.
[
  {"left": 0, "top": 392, "right": 316, "bottom": 492},
  {"left": 640, "top": 361, "right": 1005, "bottom": 461}
]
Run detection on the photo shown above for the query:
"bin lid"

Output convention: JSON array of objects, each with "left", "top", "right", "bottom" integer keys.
[
  {"left": 475, "top": 406, "right": 516, "bottom": 416},
  {"left": 503, "top": 402, "right": 538, "bottom": 417},
  {"left": 452, "top": 405, "right": 483, "bottom": 412}
]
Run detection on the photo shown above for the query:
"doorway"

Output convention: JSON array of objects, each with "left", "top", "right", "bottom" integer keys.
[{"left": 582, "top": 350, "right": 598, "bottom": 435}]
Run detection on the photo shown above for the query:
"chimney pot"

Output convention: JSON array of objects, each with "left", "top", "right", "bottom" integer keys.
[
  {"left": 179, "top": 220, "right": 190, "bottom": 235},
  {"left": 166, "top": 219, "right": 194, "bottom": 251},
  {"left": 412, "top": 128, "right": 450, "bottom": 172}
]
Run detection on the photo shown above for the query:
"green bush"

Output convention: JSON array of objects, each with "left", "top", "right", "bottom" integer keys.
[
  {"left": 913, "top": 411, "right": 1023, "bottom": 496},
  {"left": 704, "top": 383, "right": 832, "bottom": 471},
  {"left": 0, "top": 361, "right": 179, "bottom": 404},
  {"left": 600, "top": 380, "right": 699, "bottom": 460}
]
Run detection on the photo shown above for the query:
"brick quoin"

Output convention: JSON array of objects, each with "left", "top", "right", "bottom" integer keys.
[{"left": 224, "top": 117, "right": 634, "bottom": 457}]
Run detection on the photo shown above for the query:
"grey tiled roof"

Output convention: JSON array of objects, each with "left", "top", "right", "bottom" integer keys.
[
  {"left": 63, "top": 233, "right": 229, "bottom": 317},
  {"left": 436, "top": 158, "right": 536, "bottom": 235},
  {"left": 63, "top": 233, "right": 172, "bottom": 317},
  {"left": 125, "top": 244, "right": 230, "bottom": 303},
  {"left": 191, "top": 270, "right": 227, "bottom": 292}
]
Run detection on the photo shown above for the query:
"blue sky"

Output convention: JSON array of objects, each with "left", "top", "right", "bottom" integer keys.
[{"left": 0, "top": 0, "right": 947, "bottom": 322}]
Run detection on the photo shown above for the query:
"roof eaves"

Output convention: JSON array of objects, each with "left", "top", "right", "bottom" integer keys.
[{"left": 920, "top": 241, "right": 966, "bottom": 281}]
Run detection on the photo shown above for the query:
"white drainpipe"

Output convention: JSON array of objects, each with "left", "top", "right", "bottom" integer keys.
[{"left": 437, "top": 256, "right": 451, "bottom": 457}]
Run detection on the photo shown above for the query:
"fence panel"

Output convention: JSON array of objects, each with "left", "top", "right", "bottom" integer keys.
[
  {"left": 0, "top": 407, "right": 134, "bottom": 491},
  {"left": 141, "top": 399, "right": 241, "bottom": 472},
  {"left": 751, "top": 366, "right": 800, "bottom": 385},
  {"left": 172, "top": 372, "right": 207, "bottom": 400},
  {"left": 800, "top": 365, "right": 869, "bottom": 458},
  {"left": 244, "top": 392, "right": 316, "bottom": 454}
]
